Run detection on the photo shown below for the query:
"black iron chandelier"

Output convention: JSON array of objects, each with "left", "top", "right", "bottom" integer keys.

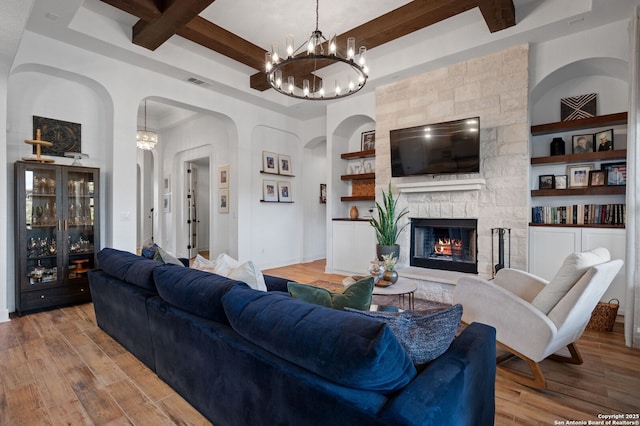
[{"left": 265, "top": 0, "right": 369, "bottom": 100}]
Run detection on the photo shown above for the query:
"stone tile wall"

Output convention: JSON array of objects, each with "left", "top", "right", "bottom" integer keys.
[{"left": 375, "top": 44, "right": 530, "bottom": 280}]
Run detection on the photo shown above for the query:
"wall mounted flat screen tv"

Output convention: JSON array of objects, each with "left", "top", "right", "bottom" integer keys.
[{"left": 390, "top": 117, "right": 480, "bottom": 177}]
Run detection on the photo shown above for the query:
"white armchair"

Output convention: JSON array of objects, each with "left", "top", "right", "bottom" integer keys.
[{"left": 453, "top": 248, "right": 623, "bottom": 389}]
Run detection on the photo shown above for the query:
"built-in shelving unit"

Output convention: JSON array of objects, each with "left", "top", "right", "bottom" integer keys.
[
  {"left": 529, "top": 112, "right": 627, "bottom": 227},
  {"left": 340, "top": 149, "right": 375, "bottom": 202}
]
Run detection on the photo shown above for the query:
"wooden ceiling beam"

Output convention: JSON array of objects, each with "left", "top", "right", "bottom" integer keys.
[
  {"left": 100, "top": 0, "right": 516, "bottom": 92},
  {"left": 477, "top": 0, "right": 516, "bottom": 33},
  {"left": 177, "top": 16, "right": 266, "bottom": 70},
  {"left": 133, "top": 0, "right": 217, "bottom": 51},
  {"left": 100, "top": 0, "right": 161, "bottom": 21}
]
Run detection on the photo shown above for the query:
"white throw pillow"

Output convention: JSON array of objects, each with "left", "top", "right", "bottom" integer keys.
[
  {"left": 214, "top": 253, "right": 267, "bottom": 291},
  {"left": 214, "top": 253, "right": 240, "bottom": 276},
  {"left": 532, "top": 247, "right": 610, "bottom": 314},
  {"left": 227, "top": 260, "right": 268, "bottom": 292},
  {"left": 191, "top": 254, "right": 216, "bottom": 273}
]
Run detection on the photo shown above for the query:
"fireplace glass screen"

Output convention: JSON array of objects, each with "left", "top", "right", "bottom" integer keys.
[{"left": 410, "top": 218, "right": 477, "bottom": 273}]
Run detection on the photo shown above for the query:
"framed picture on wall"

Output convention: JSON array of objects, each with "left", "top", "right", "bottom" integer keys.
[
  {"left": 602, "top": 162, "right": 626, "bottom": 186},
  {"left": 588, "top": 170, "right": 606, "bottom": 187},
  {"left": 278, "top": 154, "right": 292, "bottom": 175},
  {"left": 163, "top": 175, "right": 171, "bottom": 193},
  {"left": 567, "top": 164, "right": 593, "bottom": 188},
  {"left": 218, "top": 164, "right": 229, "bottom": 189},
  {"left": 554, "top": 175, "right": 567, "bottom": 189},
  {"left": 320, "top": 183, "right": 327, "bottom": 204},
  {"left": 163, "top": 193, "right": 171, "bottom": 213},
  {"left": 594, "top": 129, "right": 614, "bottom": 152},
  {"left": 538, "top": 175, "right": 554, "bottom": 190},
  {"left": 263, "top": 180, "right": 278, "bottom": 202},
  {"left": 278, "top": 181, "right": 292, "bottom": 202},
  {"left": 219, "top": 189, "right": 229, "bottom": 213},
  {"left": 571, "top": 134, "right": 594, "bottom": 154},
  {"left": 361, "top": 130, "right": 375, "bottom": 151},
  {"left": 262, "top": 151, "right": 278, "bottom": 174}
]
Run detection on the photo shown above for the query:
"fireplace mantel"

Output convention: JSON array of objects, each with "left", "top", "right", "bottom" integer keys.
[{"left": 396, "top": 178, "right": 486, "bottom": 194}]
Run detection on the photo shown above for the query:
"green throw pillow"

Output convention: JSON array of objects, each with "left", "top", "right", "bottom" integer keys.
[{"left": 287, "top": 277, "right": 374, "bottom": 311}]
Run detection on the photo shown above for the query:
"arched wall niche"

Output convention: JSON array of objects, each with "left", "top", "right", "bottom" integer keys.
[
  {"left": 530, "top": 57, "right": 629, "bottom": 125},
  {"left": 145, "top": 96, "right": 238, "bottom": 259},
  {"left": 330, "top": 114, "right": 375, "bottom": 219},
  {"left": 6, "top": 63, "right": 114, "bottom": 312}
]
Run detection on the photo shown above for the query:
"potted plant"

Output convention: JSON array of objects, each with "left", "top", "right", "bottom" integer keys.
[{"left": 369, "top": 183, "right": 409, "bottom": 261}]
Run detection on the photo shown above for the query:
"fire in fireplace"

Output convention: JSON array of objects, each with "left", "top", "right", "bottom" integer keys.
[{"left": 410, "top": 218, "right": 478, "bottom": 274}]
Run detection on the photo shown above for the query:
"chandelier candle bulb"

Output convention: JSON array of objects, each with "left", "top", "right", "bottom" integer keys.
[
  {"left": 265, "top": 52, "right": 272, "bottom": 72},
  {"left": 286, "top": 35, "right": 294, "bottom": 58},
  {"left": 359, "top": 46, "right": 366, "bottom": 65},
  {"left": 329, "top": 35, "right": 337, "bottom": 55},
  {"left": 275, "top": 70, "right": 283, "bottom": 88},
  {"left": 347, "top": 37, "right": 355, "bottom": 59},
  {"left": 271, "top": 42, "right": 279, "bottom": 62},
  {"left": 303, "top": 79, "right": 310, "bottom": 97},
  {"left": 287, "top": 76, "right": 295, "bottom": 94}
]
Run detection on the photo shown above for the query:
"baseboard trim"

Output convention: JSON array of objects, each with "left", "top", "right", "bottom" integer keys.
[{"left": 0, "top": 309, "right": 10, "bottom": 323}]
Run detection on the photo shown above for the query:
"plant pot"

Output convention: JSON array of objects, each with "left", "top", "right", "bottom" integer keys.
[
  {"left": 376, "top": 244, "right": 400, "bottom": 261},
  {"left": 383, "top": 270, "right": 398, "bottom": 284}
]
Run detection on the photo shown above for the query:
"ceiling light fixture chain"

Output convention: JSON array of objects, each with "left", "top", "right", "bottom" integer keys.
[
  {"left": 136, "top": 99, "right": 158, "bottom": 150},
  {"left": 265, "top": 0, "right": 369, "bottom": 100}
]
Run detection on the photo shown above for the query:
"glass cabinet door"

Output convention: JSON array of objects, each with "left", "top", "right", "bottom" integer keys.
[
  {"left": 23, "top": 165, "right": 62, "bottom": 288},
  {"left": 64, "top": 168, "right": 97, "bottom": 281}
]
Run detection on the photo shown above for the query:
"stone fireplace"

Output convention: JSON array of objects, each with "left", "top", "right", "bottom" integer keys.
[
  {"left": 410, "top": 218, "right": 478, "bottom": 274},
  {"left": 371, "top": 44, "right": 530, "bottom": 302}
]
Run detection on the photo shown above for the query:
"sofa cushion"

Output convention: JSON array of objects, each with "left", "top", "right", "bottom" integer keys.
[
  {"left": 222, "top": 286, "right": 416, "bottom": 393},
  {"left": 532, "top": 247, "right": 610, "bottom": 314},
  {"left": 98, "top": 248, "right": 162, "bottom": 292},
  {"left": 287, "top": 276, "right": 374, "bottom": 311},
  {"left": 153, "top": 264, "right": 248, "bottom": 324},
  {"left": 345, "top": 304, "right": 463, "bottom": 366}
]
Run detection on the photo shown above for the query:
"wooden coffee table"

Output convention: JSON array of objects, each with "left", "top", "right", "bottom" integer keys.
[{"left": 343, "top": 276, "right": 418, "bottom": 310}]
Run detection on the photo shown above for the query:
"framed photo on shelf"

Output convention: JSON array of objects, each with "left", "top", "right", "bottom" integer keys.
[
  {"left": 571, "top": 134, "right": 594, "bottom": 154},
  {"left": 538, "top": 175, "right": 554, "bottom": 190},
  {"left": 278, "top": 154, "right": 292, "bottom": 175},
  {"left": 218, "top": 164, "right": 229, "bottom": 189},
  {"left": 594, "top": 129, "right": 614, "bottom": 152},
  {"left": 566, "top": 164, "right": 593, "bottom": 188},
  {"left": 162, "top": 193, "right": 171, "bottom": 213},
  {"left": 278, "top": 181, "right": 292, "bottom": 202},
  {"left": 554, "top": 175, "right": 567, "bottom": 189},
  {"left": 219, "top": 189, "right": 229, "bottom": 213},
  {"left": 588, "top": 170, "right": 606, "bottom": 187},
  {"left": 361, "top": 130, "right": 375, "bottom": 151},
  {"left": 262, "top": 151, "right": 278, "bottom": 174},
  {"left": 601, "top": 162, "right": 626, "bottom": 186},
  {"left": 263, "top": 180, "right": 278, "bottom": 202},
  {"left": 320, "top": 183, "right": 327, "bottom": 204}
]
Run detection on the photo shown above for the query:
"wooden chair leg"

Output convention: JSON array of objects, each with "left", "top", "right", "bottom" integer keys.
[
  {"left": 496, "top": 342, "right": 546, "bottom": 389},
  {"left": 548, "top": 343, "right": 583, "bottom": 365}
]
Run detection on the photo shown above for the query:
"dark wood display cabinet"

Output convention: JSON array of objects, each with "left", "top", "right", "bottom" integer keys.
[{"left": 14, "top": 161, "right": 100, "bottom": 315}]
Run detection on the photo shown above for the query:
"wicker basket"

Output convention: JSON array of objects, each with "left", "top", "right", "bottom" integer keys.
[{"left": 586, "top": 299, "right": 619, "bottom": 332}]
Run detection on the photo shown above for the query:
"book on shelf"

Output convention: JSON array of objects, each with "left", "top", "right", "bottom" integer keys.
[{"left": 531, "top": 204, "right": 625, "bottom": 226}]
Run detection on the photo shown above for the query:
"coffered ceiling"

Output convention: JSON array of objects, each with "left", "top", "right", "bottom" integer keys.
[{"left": 100, "top": 0, "right": 516, "bottom": 92}]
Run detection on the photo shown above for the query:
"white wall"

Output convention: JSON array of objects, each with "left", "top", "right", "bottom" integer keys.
[{"left": 1, "top": 30, "right": 328, "bottom": 314}]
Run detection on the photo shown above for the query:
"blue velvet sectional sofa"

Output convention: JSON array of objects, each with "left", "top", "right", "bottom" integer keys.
[{"left": 88, "top": 248, "right": 497, "bottom": 426}]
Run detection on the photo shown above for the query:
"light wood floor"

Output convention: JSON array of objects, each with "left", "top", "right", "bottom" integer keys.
[{"left": 1, "top": 259, "right": 638, "bottom": 425}]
